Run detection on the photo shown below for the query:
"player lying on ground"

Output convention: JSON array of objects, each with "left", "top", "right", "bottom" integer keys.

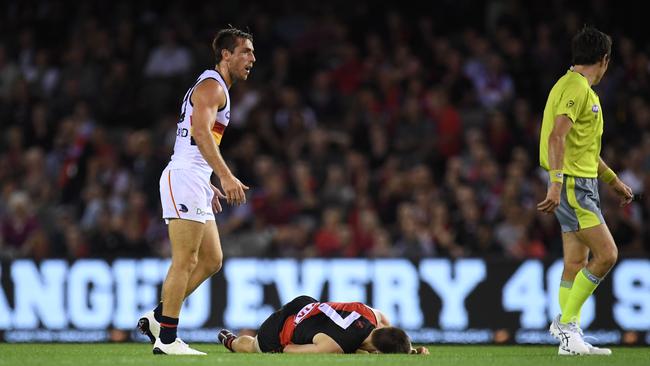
[{"left": 217, "top": 295, "right": 429, "bottom": 354}]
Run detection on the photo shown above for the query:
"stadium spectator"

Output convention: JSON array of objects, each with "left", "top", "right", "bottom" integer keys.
[{"left": 0, "top": 0, "right": 648, "bottom": 260}]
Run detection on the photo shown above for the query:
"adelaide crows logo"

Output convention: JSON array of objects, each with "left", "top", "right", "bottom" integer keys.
[{"left": 178, "top": 204, "right": 189, "bottom": 213}]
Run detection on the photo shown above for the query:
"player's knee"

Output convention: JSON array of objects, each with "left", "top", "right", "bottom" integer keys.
[
  {"left": 205, "top": 255, "right": 223, "bottom": 275},
  {"left": 563, "top": 258, "right": 587, "bottom": 275},
  {"left": 172, "top": 253, "right": 199, "bottom": 273},
  {"left": 599, "top": 246, "right": 618, "bottom": 270}
]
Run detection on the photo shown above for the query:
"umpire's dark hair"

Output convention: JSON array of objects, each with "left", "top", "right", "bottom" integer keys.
[
  {"left": 371, "top": 327, "right": 411, "bottom": 354},
  {"left": 212, "top": 26, "right": 253, "bottom": 64},
  {"left": 572, "top": 26, "right": 611, "bottom": 65}
]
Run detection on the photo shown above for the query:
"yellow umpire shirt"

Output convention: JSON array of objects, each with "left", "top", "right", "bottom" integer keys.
[{"left": 539, "top": 69, "right": 603, "bottom": 178}]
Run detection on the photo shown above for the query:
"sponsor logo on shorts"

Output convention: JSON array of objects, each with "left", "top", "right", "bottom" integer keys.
[
  {"left": 196, "top": 208, "right": 210, "bottom": 216},
  {"left": 178, "top": 204, "right": 189, "bottom": 213}
]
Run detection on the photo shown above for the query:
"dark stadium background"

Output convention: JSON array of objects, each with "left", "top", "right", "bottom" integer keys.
[{"left": 0, "top": 0, "right": 648, "bottom": 345}]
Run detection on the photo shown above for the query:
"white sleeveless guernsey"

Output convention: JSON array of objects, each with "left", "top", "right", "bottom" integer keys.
[
  {"left": 166, "top": 69, "right": 231, "bottom": 179},
  {"left": 159, "top": 69, "right": 230, "bottom": 223}
]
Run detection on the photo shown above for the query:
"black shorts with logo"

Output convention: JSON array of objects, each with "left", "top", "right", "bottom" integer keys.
[{"left": 256, "top": 295, "right": 317, "bottom": 353}]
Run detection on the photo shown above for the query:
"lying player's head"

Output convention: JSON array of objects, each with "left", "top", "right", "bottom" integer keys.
[
  {"left": 212, "top": 26, "right": 255, "bottom": 81},
  {"left": 370, "top": 327, "right": 412, "bottom": 354},
  {"left": 572, "top": 26, "right": 611, "bottom": 84}
]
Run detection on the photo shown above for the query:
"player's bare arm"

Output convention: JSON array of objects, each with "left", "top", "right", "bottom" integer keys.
[
  {"left": 537, "top": 114, "right": 573, "bottom": 213},
  {"left": 411, "top": 346, "right": 430, "bottom": 355},
  {"left": 210, "top": 184, "right": 227, "bottom": 213},
  {"left": 191, "top": 79, "right": 249, "bottom": 205},
  {"left": 283, "top": 333, "right": 344, "bottom": 354},
  {"left": 597, "top": 157, "right": 633, "bottom": 206},
  {"left": 370, "top": 308, "right": 391, "bottom": 327}
]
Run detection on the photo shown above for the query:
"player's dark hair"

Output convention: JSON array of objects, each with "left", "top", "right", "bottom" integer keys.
[
  {"left": 212, "top": 26, "right": 253, "bottom": 64},
  {"left": 370, "top": 327, "right": 411, "bottom": 354},
  {"left": 571, "top": 26, "right": 611, "bottom": 65}
]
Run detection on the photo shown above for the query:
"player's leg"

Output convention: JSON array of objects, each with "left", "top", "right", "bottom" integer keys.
[
  {"left": 161, "top": 219, "right": 205, "bottom": 318},
  {"left": 577, "top": 224, "right": 618, "bottom": 277},
  {"left": 556, "top": 178, "right": 613, "bottom": 355},
  {"left": 153, "top": 218, "right": 207, "bottom": 355},
  {"left": 561, "top": 223, "right": 617, "bottom": 323},
  {"left": 139, "top": 224, "right": 221, "bottom": 342},
  {"left": 222, "top": 296, "right": 319, "bottom": 353},
  {"left": 549, "top": 177, "right": 597, "bottom": 355},
  {"left": 560, "top": 232, "right": 589, "bottom": 320},
  {"left": 550, "top": 175, "right": 588, "bottom": 329},
  {"left": 549, "top": 232, "right": 588, "bottom": 344},
  {"left": 560, "top": 177, "right": 615, "bottom": 324},
  {"left": 184, "top": 219, "right": 223, "bottom": 298},
  {"left": 139, "top": 173, "right": 216, "bottom": 350},
  {"left": 556, "top": 223, "right": 615, "bottom": 356}
]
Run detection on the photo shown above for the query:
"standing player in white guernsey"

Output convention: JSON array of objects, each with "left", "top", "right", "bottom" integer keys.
[{"left": 136, "top": 27, "right": 255, "bottom": 355}]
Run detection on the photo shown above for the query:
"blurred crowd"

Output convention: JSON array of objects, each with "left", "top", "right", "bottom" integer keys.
[{"left": 1, "top": 0, "right": 649, "bottom": 261}]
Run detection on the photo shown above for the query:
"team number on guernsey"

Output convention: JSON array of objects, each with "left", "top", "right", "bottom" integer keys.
[{"left": 294, "top": 303, "right": 361, "bottom": 330}]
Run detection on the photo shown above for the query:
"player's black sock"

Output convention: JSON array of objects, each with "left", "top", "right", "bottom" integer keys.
[
  {"left": 159, "top": 315, "right": 179, "bottom": 344},
  {"left": 153, "top": 302, "right": 163, "bottom": 323}
]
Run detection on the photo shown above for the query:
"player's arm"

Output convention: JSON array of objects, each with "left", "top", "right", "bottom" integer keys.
[
  {"left": 283, "top": 334, "right": 344, "bottom": 354},
  {"left": 411, "top": 346, "right": 430, "bottom": 355},
  {"left": 191, "top": 80, "right": 248, "bottom": 205},
  {"left": 369, "top": 307, "right": 391, "bottom": 327},
  {"left": 537, "top": 114, "right": 573, "bottom": 213},
  {"left": 598, "top": 157, "right": 633, "bottom": 206},
  {"left": 547, "top": 114, "right": 573, "bottom": 179}
]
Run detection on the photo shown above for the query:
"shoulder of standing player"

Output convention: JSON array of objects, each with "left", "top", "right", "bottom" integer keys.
[{"left": 191, "top": 78, "right": 226, "bottom": 110}]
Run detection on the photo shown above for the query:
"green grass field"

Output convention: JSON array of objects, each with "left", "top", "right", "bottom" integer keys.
[{"left": 0, "top": 344, "right": 648, "bottom": 366}]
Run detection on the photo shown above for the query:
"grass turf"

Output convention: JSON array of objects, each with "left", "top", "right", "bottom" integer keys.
[{"left": 0, "top": 344, "right": 648, "bottom": 366}]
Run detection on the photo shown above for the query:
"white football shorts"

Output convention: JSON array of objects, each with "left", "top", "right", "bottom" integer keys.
[{"left": 159, "top": 168, "right": 215, "bottom": 224}]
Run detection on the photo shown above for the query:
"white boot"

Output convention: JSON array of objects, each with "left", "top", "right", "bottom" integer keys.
[
  {"left": 137, "top": 310, "right": 160, "bottom": 344},
  {"left": 556, "top": 321, "right": 590, "bottom": 355},
  {"left": 153, "top": 338, "right": 206, "bottom": 355},
  {"left": 550, "top": 314, "right": 611, "bottom": 355}
]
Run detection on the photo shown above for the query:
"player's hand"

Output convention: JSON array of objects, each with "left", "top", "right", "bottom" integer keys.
[
  {"left": 609, "top": 178, "right": 633, "bottom": 206},
  {"left": 220, "top": 174, "right": 249, "bottom": 206},
  {"left": 537, "top": 183, "right": 562, "bottom": 214},
  {"left": 412, "top": 346, "right": 429, "bottom": 355},
  {"left": 210, "top": 184, "right": 227, "bottom": 213}
]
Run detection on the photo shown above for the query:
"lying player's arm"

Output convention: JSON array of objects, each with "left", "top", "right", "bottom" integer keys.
[
  {"left": 410, "top": 346, "right": 430, "bottom": 355},
  {"left": 191, "top": 80, "right": 248, "bottom": 205},
  {"left": 370, "top": 307, "right": 391, "bottom": 327},
  {"left": 283, "top": 334, "right": 344, "bottom": 354}
]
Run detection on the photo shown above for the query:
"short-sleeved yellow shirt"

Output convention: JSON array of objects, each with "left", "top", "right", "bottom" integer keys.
[{"left": 539, "top": 69, "right": 603, "bottom": 178}]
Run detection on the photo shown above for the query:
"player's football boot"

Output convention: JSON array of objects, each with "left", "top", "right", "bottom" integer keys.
[
  {"left": 583, "top": 342, "right": 612, "bottom": 355},
  {"left": 555, "top": 321, "right": 590, "bottom": 355},
  {"left": 137, "top": 310, "right": 160, "bottom": 344},
  {"left": 550, "top": 315, "right": 611, "bottom": 355},
  {"left": 218, "top": 329, "right": 237, "bottom": 352},
  {"left": 549, "top": 314, "right": 562, "bottom": 340},
  {"left": 153, "top": 338, "right": 206, "bottom": 355}
]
